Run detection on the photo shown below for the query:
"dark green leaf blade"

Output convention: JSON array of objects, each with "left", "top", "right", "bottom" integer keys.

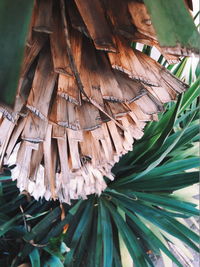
[
  {"left": 0, "top": 0, "right": 34, "bottom": 107},
  {"left": 103, "top": 199, "right": 150, "bottom": 267},
  {"left": 99, "top": 199, "right": 113, "bottom": 267},
  {"left": 143, "top": 0, "right": 200, "bottom": 55},
  {"left": 29, "top": 248, "right": 40, "bottom": 267}
]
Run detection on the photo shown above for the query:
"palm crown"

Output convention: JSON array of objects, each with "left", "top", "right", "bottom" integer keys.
[{"left": 0, "top": 0, "right": 199, "bottom": 266}]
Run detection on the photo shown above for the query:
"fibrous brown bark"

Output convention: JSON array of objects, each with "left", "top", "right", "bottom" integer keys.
[{"left": 0, "top": 0, "right": 188, "bottom": 203}]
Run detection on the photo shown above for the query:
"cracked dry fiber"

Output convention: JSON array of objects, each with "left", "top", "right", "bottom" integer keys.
[{"left": 0, "top": 0, "right": 188, "bottom": 203}]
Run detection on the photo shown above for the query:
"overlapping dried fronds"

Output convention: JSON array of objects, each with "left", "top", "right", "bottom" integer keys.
[{"left": 0, "top": 0, "right": 188, "bottom": 203}]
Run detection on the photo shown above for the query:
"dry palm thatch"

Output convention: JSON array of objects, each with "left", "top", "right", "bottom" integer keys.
[{"left": 0, "top": 0, "right": 189, "bottom": 203}]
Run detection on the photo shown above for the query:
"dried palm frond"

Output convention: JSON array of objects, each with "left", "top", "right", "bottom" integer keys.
[{"left": 0, "top": 0, "right": 188, "bottom": 203}]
